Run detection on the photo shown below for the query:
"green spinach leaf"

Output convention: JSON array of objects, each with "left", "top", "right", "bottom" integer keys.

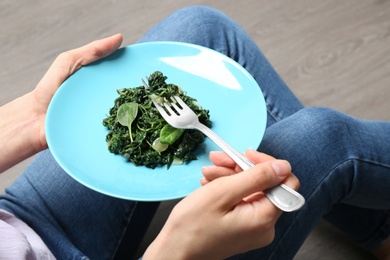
[
  {"left": 117, "top": 102, "right": 138, "bottom": 142},
  {"left": 160, "top": 125, "right": 184, "bottom": 144}
]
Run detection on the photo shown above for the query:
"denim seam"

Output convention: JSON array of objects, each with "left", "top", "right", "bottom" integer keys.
[
  {"left": 267, "top": 159, "right": 336, "bottom": 259},
  {"left": 308, "top": 157, "right": 390, "bottom": 251},
  {"left": 347, "top": 158, "right": 390, "bottom": 250},
  {"left": 361, "top": 212, "right": 390, "bottom": 250},
  {"left": 268, "top": 157, "right": 367, "bottom": 259},
  {"left": 215, "top": 47, "right": 282, "bottom": 124},
  {"left": 264, "top": 93, "right": 282, "bottom": 123},
  {"left": 346, "top": 156, "right": 390, "bottom": 198},
  {"left": 110, "top": 202, "right": 138, "bottom": 260}
]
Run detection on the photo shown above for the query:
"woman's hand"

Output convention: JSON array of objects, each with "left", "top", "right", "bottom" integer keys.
[
  {"left": 0, "top": 34, "right": 123, "bottom": 172},
  {"left": 143, "top": 149, "right": 300, "bottom": 260},
  {"left": 201, "top": 149, "right": 299, "bottom": 189},
  {"left": 32, "top": 33, "right": 123, "bottom": 150}
]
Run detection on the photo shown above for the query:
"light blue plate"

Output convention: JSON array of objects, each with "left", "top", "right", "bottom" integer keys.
[{"left": 46, "top": 41, "right": 267, "bottom": 201}]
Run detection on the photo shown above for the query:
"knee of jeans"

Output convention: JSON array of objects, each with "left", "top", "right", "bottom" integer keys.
[
  {"left": 141, "top": 6, "right": 232, "bottom": 43},
  {"left": 173, "top": 5, "right": 228, "bottom": 25},
  {"left": 260, "top": 107, "right": 353, "bottom": 158},
  {"left": 291, "top": 107, "right": 352, "bottom": 139}
]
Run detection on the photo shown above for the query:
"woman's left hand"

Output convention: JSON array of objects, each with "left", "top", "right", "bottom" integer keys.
[
  {"left": 32, "top": 34, "right": 123, "bottom": 150},
  {"left": 0, "top": 34, "right": 123, "bottom": 172}
]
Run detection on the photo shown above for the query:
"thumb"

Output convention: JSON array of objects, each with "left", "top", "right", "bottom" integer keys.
[{"left": 216, "top": 160, "right": 291, "bottom": 207}]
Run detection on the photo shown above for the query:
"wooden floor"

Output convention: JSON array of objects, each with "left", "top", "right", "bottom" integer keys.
[{"left": 1, "top": 0, "right": 389, "bottom": 259}]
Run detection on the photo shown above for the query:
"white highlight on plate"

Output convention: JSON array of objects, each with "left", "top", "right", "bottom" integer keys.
[{"left": 160, "top": 50, "right": 242, "bottom": 90}]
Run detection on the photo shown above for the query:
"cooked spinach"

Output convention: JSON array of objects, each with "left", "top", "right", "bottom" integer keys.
[{"left": 102, "top": 71, "right": 211, "bottom": 169}]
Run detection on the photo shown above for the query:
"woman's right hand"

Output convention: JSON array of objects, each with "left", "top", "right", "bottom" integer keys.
[
  {"left": 201, "top": 149, "right": 299, "bottom": 188},
  {"left": 143, "top": 149, "right": 300, "bottom": 260}
]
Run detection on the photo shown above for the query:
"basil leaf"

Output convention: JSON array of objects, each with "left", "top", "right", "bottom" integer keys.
[{"left": 160, "top": 125, "right": 184, "bottom": 144}]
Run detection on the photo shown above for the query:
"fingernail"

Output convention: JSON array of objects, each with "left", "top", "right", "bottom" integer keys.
[
  {"left": 202, "top": 166, "right": 212, "bottom": 172},
  {"left": 271, "top": 160, "right": 291, "bottom": 176},
  {"left": 200, "top": 178, "right": 207, "bottom": 185}
]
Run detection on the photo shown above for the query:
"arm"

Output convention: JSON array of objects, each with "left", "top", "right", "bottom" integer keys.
[
  {"left": 143, "top": 149, "right": 300, "bottom": 260},
  {"left": 0, "top": 34, "right": 123, "bottom": 173}
]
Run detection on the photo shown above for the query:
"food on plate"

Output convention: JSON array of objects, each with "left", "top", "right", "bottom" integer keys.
[{"left": 103, "top": 71, "right": 211, "bottom": 169}]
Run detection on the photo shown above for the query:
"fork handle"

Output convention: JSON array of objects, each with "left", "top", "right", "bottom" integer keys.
[{"left": 194, "top": 122, "right": 305, "bottom": 212}]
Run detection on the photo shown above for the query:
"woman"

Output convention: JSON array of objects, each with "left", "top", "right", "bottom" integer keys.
[{"left": 1, "top": 6, "right": 389, "bottom": 259}]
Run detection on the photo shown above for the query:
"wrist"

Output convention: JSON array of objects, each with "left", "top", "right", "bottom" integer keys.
[
  {"left": 143, "top": 227, "right": 195, "bottom": 260},
  {"left": 143, "top": 231, "right": 177, "bottom": 260},
  {"left": 0, "top": 92, "right": 44, "bottom": 172}
]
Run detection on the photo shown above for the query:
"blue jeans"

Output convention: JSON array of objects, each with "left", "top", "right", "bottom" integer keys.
[
  {"left": 0, "top": 150, "right": 160, "bottom": 259},
  {"left": 141, "top": 7, "right": 390, "bottom": 259},
  {"left": 1, "top": 6, "right": 390, "bottom": 260}
]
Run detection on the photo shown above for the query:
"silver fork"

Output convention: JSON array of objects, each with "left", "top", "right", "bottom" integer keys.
[{"left": 142, "top": 79, "right": 305, "bottom": 212}]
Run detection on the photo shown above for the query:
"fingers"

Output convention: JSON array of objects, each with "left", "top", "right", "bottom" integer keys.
[
  {"left": 31, "top": 34, "right": 124, "bottom": 149},
  {"left": 203, "top": 149, "right": 277, "bottom": 183},
  {"left": 208, "top": 151, "right": 237, "bottom": 168},
  {"left": 203, "top": 149, "right": 300, "bottom": 191},
  {"left": 213, "top": 159, "right": 292, "bottom": 208},
  {"left": 282, "top": 171, "right": 300, "bottom": 191},
  {"left": 208, "top": 149, "right": 276, "bottom": 167},
  {"left": 245, "top": 149, "right": 276, "bottom": 163},
  {"left": 38, "top": 34, "right": 123, "bottom": 92},
  {"left": 58, "top": 33, "right": 123, "bottom": 70},
  {"left": 201, "top": 165, "right": 234, "bottom": 184},
  {"left": 243, "top": 150, "right": 300, "bottom": 190}
]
